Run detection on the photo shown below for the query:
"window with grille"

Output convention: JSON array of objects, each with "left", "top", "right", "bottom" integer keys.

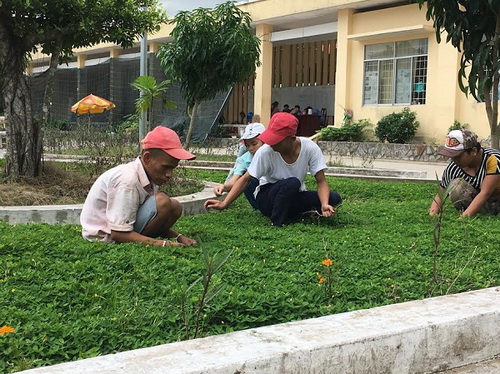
[{"left": 363, "top": 38, "right": 428, "bottom": 105}]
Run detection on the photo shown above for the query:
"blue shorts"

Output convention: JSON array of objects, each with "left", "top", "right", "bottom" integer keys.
[{"left": 133, "top": 195, "right": 158, "bottom": 233}]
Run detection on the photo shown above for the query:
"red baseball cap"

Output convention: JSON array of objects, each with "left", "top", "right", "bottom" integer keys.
[
  {"left": 141, "top": 126, "right": 195, "bottom": 160},
  {"left": 258, "top": 112, "right": 299, "bottom": 146}
]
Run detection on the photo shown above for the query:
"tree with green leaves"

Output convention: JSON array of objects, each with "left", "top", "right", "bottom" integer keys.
[
  {"left": 157, "top": 1, "right": 261, "bottom": 147},
  {"left": 131, "top": 75, "right": 177, "bottom": 132},
  {"left": 417, "top": 0, "right": 500, "bottom": 148},
  {"left": 0, "top": 1, "right": 165, "bottom": 177}
]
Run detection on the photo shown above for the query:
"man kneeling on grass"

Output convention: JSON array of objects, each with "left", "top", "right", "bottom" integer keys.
[
  {"left": 81, "top": 126, "right": 197, "bottom": 247},
  {"left": 204, "top": 112, "right": 342, "bottom": 226}
]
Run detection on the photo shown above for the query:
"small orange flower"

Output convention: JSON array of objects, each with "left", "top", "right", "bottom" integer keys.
[
  {"left": 319, "top": 277, "right": 327, "bottom": 284},
  {"left": 0, "top": 326, "right": 15, "bottom": 335},
  {"left": 322, "top": 259, "right": 333, "bottom": 267},
  {"left": 317, "top": 273, "right": 323, "bottom": 279}
]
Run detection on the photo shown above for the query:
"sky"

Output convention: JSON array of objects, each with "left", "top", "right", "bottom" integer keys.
[{"left": 159, "top": 0, "right": 223, "bottom": 16}]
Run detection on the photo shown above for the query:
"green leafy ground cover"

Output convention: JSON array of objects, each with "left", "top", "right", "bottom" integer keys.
[{"left": 1, "top": 173, "right": 499, "bottom": 372}]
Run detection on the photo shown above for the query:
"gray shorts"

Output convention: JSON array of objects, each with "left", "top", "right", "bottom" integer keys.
[
  {"left": 133, "top": 195, "right": 158, "bottom": 233},
  {"left": 448, "top": 178, "right": 500, "bottom": 214}
]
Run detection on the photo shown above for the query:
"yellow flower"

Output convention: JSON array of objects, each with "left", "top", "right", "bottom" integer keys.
[
  {"left": 322, "top": 259, "right": 333, "bottom": 267},
  {"left": 0, "top": 326, "right": 15, "bottom": 335}
]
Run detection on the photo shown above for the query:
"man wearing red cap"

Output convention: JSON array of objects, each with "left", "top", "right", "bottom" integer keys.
[
  {"left": 81, "top": 126, "right": 197, "bottom": 247},
  {"left": 205, "top": 112, "right": 342, "bottom": 226},
  {"left": 430, "top": 129, "right": 500, "bottom": 217}
]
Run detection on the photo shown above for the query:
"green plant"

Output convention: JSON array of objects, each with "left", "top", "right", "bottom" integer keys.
[
  {"left": 375, "top": 107, "right": 420, "bottom": 144},
  {"left": 130, "top": 75, "right": 176, "bottom": 132},
  {"left": 317, "top": 256, "right": 336, "bottom": 302},
  {"left": 417, "top": 0, "right": 500, "bottom": 148},
  {"left": 1, "top": 1, "right": 165, "bottom": 178},
  {"left": 181, "top": 246, "right": 234, "bottom": 339},
  {"left": 428, "top": 181, "right": 478, "bottom": 297},
  {"left": 157, "top": 1, "right": 260, "bottom": 147},
  {"left": 448, "top": 120, "right": 469, "bottom": 133},
  {"left": 43, "top": 118, "right": 73, "bottom": 131},
  {"left": 318, "top": 119, "right": 371, "bottom": 142}
]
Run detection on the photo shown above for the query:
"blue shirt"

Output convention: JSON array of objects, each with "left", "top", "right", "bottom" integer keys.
[{"left": 225, "top": 151, "right": 253, "bottom": 182}]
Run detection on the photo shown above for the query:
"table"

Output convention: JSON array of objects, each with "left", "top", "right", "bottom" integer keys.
[{"left": 297, "top": 115, "right": 321, "bottom": 137}]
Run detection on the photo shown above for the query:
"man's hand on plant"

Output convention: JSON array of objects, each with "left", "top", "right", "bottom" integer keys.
[
  {"left": 204, "top": 199, "right": 226, "bottom": 211},
  {"left": 213, "top": 185, "right": 225, "bottom": 196},
  {"left": 177, "top": 235, "right": 197, "bottom": 246},
  {"left": 321, "top": 204, "right": 335, "bottom": 217}
]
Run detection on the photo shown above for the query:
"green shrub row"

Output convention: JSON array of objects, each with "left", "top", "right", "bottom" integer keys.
[{"left": 317, "top": 107, "right": 421, "bottom": 144}]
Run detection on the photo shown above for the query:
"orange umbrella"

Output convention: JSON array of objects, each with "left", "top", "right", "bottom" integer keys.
[{"left": 71, "top": 94, "right": 115, "bottom": 115}]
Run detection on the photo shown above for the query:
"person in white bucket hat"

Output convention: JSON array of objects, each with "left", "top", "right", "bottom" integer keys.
[
  {"left": 429, "top": 129, "right": 500, "bottom": 217},
  {"left": 213, "top": 122, "right": 265, "bottom": 209}
]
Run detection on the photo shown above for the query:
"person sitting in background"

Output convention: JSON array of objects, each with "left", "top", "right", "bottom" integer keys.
[
  {"left": 205, "top": 113, "right": 342, "bottom": 227},
  {"left": 81, "top": 126, "right": 197, "bottom": 247},
  {"left": 291, "top": 105, "right": 301, "bottom": 116},
  {"left": 246, "top": 111, "right": 254, "bottom": 124},
  {"left": 271, "top": 101, "right": 280, "bottom": 116},
  {"left": 429, "top": 129, "right": 500, "bottom": 217},
  {"left": 213, "top": 123, "right": 265, "bottom": 209},
  {"left": 282, "top": 104, "right": 291, "bottom": 113}
]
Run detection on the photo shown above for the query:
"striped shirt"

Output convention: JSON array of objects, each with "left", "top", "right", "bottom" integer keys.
[{"left": 441, "top": 147, "right": 500, "bottom": 193}]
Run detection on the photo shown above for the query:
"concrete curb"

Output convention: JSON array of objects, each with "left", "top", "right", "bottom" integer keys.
[
  {"left": 0, "top": 182, "right": 221, "bottom": 225},
  {"left": 183, "top": 160, "right": 428, "bottom": 179},
  {"left": 17, "top": 287, "right": 500, "bottom": 374}
]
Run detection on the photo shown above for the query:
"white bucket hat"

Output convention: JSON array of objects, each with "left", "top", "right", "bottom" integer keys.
[{"left": 240, "top": 123, "right": 265, "bottom": 140}]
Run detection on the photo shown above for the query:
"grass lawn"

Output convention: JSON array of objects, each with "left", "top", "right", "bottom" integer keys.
[{"left": 1, "top": 172, "right": 499, "bottom": 372}]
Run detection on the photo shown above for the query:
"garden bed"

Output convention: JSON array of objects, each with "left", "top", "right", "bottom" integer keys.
[{"left": 1, "top": 173, "right": 498, "bottom": 372}]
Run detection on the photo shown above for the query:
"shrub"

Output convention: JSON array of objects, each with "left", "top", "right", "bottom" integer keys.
[
  {"left": 375, "top": 107, "right": 419, "bottom": 143},
  {"left": 448, "top": 120, "right": 469, "bottom": 133},
  {"left": 318, "top": 119, "right": 371, "bottom": 142}
]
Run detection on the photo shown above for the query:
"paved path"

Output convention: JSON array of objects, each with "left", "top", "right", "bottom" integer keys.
[
  {"left": 1, "top": 148, "right": 448, "bottom": 181},
  {"left": 440, "top": 357, "right": 500, "bottom": 373}
]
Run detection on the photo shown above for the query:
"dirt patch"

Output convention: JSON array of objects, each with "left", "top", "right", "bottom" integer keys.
[
  {"left": 0, "top": 162, "right": 95, "bottom": 206},
  {"left": 0, "top": 161, "right": 204, "bottom": 206}
]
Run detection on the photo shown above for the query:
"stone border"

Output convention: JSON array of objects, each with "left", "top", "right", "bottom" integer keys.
[
  {"left": 17, "top": 287, "right": 500, "bottom": 374},
  {"left": 0, "top": 181, "right": 221, "bottom": 225},
  {"left": 199, "top": 138, "right": 446, "bottom": 162}
]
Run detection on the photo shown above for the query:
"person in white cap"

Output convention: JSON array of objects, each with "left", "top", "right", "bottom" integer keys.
[
  {"left": 213, "top": 122, "right": 265, "bottom": 209},
  {"left": 429, "top": 129, "right": 500, "bottom": 217},
  {"left": 81, "top": 126, "right": 197, "bottom": 247},
  {"left": 205, "top": 112, "right": 342, "bottom": 226}
]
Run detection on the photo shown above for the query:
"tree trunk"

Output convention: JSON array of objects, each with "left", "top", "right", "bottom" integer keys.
[
  {"left": 0, "top": 28, "right": 42, "bottom": 177},
  {"left": 491, "top": 125, "right": 500, "bottom": 149},
  {"left": 185, "top": 101, "right": 199, "bottom": 148},
  {"left": 42, "top": 45, "right": 62, "bottom": 124}
]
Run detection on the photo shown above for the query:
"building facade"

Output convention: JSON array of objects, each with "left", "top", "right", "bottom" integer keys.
[{"left": 30, "top": 0, "right": 493, "bottom": 143}]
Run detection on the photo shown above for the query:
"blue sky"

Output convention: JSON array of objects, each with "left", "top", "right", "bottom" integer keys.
[{"left": 159, "top": 0, "right": 223, "bottom": 16}]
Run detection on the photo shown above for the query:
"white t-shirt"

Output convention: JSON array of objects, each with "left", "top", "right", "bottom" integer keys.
[
  {"left": 247, "top": 137, "right": 327, "bottom": 196},
  {"left": 80, "top": 157, "right": 158, "bottom": 242}
]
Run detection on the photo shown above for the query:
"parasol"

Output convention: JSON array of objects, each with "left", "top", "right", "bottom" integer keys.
[{"left": 71, "top": 94, "right": 115, "bottom": 115}]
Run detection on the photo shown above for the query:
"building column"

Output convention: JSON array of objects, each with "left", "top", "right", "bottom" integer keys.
[
  {"left": 254, "top": 23, "right": 273, "bottom": 125},
  {"left": 109, "top": 48, "right": 122, "bottom": 124},
  {"left": 334, "top": 8, "right": 354, "bottom": 127},
  {"left": 76, "top": 54, "right": 87, "bottom": 125},
  {"left": 76, "top": 54, "right": 87, "bottom": 100}
]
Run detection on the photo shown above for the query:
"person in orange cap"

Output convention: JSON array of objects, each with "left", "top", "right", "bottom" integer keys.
[
  {"left": 81, "top": 126, "right": 197, "bottom": 247},
  {"left": 205, "top": 112, "right": 342, "bottom": 226}
]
